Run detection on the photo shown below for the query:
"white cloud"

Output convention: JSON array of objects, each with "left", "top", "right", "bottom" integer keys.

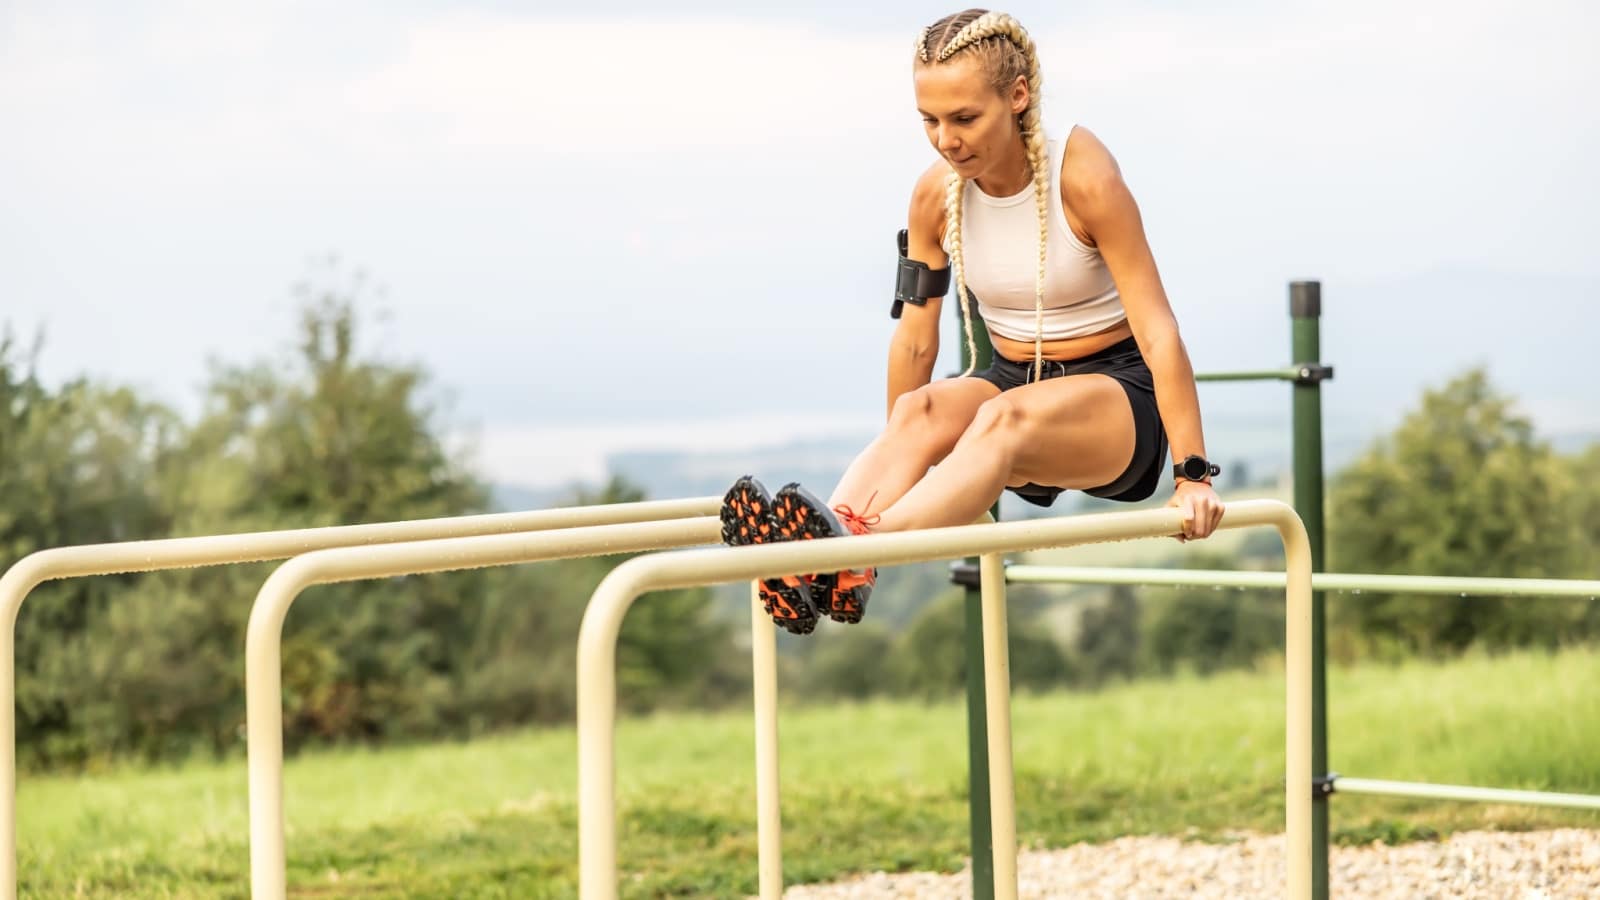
[
  {"left": 340, "top": 18, "right": 910, "bottom": 157},
  {"left": 1, "top": 0, "right": 1596, "bottom": 477}
]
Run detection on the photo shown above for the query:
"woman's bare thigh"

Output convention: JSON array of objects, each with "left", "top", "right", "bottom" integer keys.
[
  {"left": 894, "top": 376, "right": 1002, "bottom": 461},
  {"left": 987, "top": 374, "right": 1138, "bottom": 490}
]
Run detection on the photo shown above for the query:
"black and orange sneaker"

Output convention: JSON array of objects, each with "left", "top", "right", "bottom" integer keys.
[
  {"left": 721, "top": 475, "right": 820, "bottom": 635},
  {"left": 770, "top": 483, "right": 878, "bottom": 624}
]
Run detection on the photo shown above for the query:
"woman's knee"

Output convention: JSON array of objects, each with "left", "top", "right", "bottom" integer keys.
[
  {"left": 884, "top": 385, "right": 980, "bottom": 463},
  {"left": 888, "top": 385, "right": 975, "bottom": 436},
  {"left": 888, "top": 386, "right": 937, "bottom": 429},
  {"left": 964, "top": 395, "right": 1032, "bottom": 450}
]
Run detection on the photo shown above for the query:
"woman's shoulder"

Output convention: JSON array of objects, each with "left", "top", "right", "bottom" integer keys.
[
  {"left": 1058, "top": 124, "right": 1126, "bottom": 207},
  {"left": 909, "top": 159, "right": 953, "bottom": 243}
]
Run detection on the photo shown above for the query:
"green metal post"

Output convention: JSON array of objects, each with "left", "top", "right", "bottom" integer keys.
[
  {"left": 1290, "top": 281, "right": 1330, "bottom": 900},
  {"left": 957, "top": 292, "right": 997, "bottom": 900}
]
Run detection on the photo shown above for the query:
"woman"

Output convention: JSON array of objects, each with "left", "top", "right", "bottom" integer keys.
[{"left": 722, "top": 9, "right": 1224, "bottom": 635}]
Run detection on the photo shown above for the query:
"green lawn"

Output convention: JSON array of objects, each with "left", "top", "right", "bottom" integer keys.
[{"left": 19, "top": 647, "right": 1599, "bottom": 898}]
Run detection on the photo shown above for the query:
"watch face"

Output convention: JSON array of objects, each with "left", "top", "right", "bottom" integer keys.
[{"left": 1183, "top": 457, "right": 1206, "bottom": 479}]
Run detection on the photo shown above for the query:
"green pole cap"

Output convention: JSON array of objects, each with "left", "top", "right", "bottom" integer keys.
[{"left": 1290, "top": 281, "right": 1322, "bottom": 319}]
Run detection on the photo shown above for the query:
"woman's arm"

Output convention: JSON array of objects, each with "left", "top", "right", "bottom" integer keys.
[
  {"left": 1062, "top": 127, "right": 1225, "bottom": 539},
  {"left": 887, "top": 162, "right": 954, "bottom": 417}
]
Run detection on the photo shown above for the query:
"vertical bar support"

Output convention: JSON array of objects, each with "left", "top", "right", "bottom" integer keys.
[
  {"left": 1290, "top": 280, "right": 1330, "bottom": 900},
  {"left": 978, "top": 554, "right": 1018, "bottom": 900},
  {"left": 1280, "top": 514, "right": 1316, "bottom": 900},
  {"left": 957, "top": 290, "right": 999, "bottom": 900},
  {"left": 751, "top": 582, "right": 782, "bottom": 900}
]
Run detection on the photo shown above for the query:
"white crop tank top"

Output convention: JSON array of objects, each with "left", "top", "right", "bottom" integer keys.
[{"left": 941, "top": 129, "right": 1125, "bottom": 343}]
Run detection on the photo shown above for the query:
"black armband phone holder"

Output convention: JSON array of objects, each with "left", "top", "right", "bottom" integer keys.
[{"left": 891, "top": 228, "right": 952, "bottom": 319}]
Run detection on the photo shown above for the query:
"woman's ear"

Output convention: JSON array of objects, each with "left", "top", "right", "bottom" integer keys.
[{"left": 1010, "top": 75, "right": 1029, "bottom": 115}]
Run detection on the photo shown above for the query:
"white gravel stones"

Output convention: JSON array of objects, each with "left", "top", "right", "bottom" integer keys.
[{"left": 775, "top": 829, "right": 1600, "bottom": 899}]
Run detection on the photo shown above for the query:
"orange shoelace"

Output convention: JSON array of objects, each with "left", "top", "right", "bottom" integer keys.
[
  {"left": 830, "top": 492, "right": 881, "bottom": 587},
  {"left": 832, "top": 491, "right": 881, "bottom": 536}
]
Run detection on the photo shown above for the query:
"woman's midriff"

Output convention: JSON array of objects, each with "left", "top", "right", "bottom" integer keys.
[{"left": 989, "top": 318, "right": 1134, "bottom": 363}]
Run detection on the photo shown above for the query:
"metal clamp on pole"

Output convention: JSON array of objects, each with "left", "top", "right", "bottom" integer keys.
[
  {"left": 1294, "top": 364, "right": 1335, "bottom": 385},
  {"left": 950, "top": 560, "right": 982, "bottom": 588},
  {"left": 951, "top": 559, "right": 1010, "bottom": 588},
  {"left": 1314, "top": 772, "right": 1339, "bottom": 799}
]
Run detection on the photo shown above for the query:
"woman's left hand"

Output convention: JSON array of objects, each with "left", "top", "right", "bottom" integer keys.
[{"left": 1168, "top": 480, "right": 1224, "bottom": 541}]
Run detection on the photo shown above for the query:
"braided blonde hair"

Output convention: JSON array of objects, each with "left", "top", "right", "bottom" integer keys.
[{"left": 916, "top": 10, "right": 1049, "bottom": 381}]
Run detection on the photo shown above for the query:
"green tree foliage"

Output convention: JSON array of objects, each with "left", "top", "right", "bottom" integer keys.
[
  {"left": 190, "top": 275, "right": 485, "bottom": 528},
  {"left": 1329, "top": 368, "right": 1598, "bottom": 656},
  {"left": 1142, "top": 588, "right": 1283, "bottom": 677},
  {"left": 3, "top": 269, "right": 739, "bottom": 768},
  {"left": 1074, "top": 585, "right": 1142, "bottom": 686},
  {"left": 805, "top": 622, "right": 896, "bottom": 700},
  {"left": 143, "top": 278, "right": 491, "bottom": 756},
  {"left": 2, "top": 331, "right": 191, "bottom": 763},
  {"left": 1568, "top": 443, "right": 1600, "bottom": 565},
  {"left": 884, "top": 589, "right": 1071, "bottom": 699}
]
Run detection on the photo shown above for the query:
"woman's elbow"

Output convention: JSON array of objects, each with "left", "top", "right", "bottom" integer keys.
[{"left": 1135, "top": 320, "right": 1186, "bottom": 358}]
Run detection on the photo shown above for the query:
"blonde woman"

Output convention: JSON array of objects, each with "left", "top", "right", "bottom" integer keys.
[{"left": 722, "top": 8, "right": 1224, "bottom": 635}]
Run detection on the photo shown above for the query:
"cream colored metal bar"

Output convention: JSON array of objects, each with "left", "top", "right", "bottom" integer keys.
[
  {"left": 750, "top": 583, "right": 782, "bottom": 900},
  {"left": 1333, "top": 778, "right": 1600, "bottom": 811},
  {"left": 577, "top": 499, "right": 1313, "bottom": 900},
  {"left": 746, "top": 515, "right": 994, "bottom": 900},
  {"left": 979, "top": 553, "right": 1017, "bottom": 900},
  {"left": 0, "top": 497, "right": 718, "bottom": 900},
  {"left": 245, "top": 515, "right": 722, "bottom": 900},
  {"left": 1004, "top": 566, "right": 1600, "bottom": 598}
]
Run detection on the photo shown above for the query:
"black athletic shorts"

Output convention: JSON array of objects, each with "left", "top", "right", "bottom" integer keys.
[{"left": 968, "top": 335, "right": 1168, "bottom": 505}]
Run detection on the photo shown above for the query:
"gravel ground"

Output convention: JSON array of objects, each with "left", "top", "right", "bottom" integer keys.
[{"left": 776, "top": 829, "right": 1600, "bottom": 899}]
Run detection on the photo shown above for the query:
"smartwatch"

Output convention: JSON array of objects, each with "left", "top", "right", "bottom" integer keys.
[{"left": 1173, "top": 455, "right": 1220, "bottom": 483}]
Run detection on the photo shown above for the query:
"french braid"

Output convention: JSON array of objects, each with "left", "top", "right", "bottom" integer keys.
[{"left": 916, "top": 10, "right": 1049, "bottom": 381}]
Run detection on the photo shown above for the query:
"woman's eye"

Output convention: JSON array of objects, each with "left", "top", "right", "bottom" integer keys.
[{"left": 955, "top": 116, "right": 975, "bottom": 124}]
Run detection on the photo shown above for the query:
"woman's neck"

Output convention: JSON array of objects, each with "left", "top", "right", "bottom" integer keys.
[{"left": 972, "top": 142, "right": 1034, "bottom": 196}]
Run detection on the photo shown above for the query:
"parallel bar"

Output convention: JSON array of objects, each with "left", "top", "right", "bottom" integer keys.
[
  {"left": 750, "top": 583, "right": 783, "bottom": 900},
  {"left": 1003, "top": 566, "right": 1600, "bottom": 598},
  {"left": 576, "top": 499, "right": 1313, "bottom": 900},
  {"left": 0, "top": 496, "right": 720, "bottom": 900},
  {"left": 244, "top": 516, "right": 725, "bottom": 900},
  {"left": 1334, "top": 778, "right": 1600, "bottom": 811},
  {"left": 978, "top": 554, "right": 1017, "bottom": 900}
]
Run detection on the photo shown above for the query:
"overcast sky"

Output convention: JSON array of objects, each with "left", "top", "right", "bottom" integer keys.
[{"left": 3, "top": 1, "right": 1596, "bottom": 487}]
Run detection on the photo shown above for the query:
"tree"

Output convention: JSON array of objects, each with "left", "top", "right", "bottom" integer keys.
[
  {"left": 887, "top": 589, "right": 1070, "bottom": 698},
  {"left": 187, "top": 269, "right": 486, "bottom": 528},
  {"left": 14, "top": 270, "right": 505, "bottom": 762},
  {"left": 806, "top": 622, "right": 896, "bottom": 700},
  {"left": 1139, "top": 550, "right": 1282, "bottom": 677},
  {"left": 1328, "top": 368, "right": 1595, "bottom": 655},
  {"left": 5, "top": 262, "right": 752, "bottom": 765},
  {"left": 0, "top": 331, "right": 191, "bottom": 765},
  {"left": 1569, "top": 443, "right": 1600, "bottom": 564},
  {"left": 1074, "top": 585, "right": 1141, "bottom": 686}
]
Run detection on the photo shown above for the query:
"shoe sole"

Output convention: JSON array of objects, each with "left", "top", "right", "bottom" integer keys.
[
  {"left": 721, "top": 475, "right": 819, "bottom": 635},
  {"left": 772, "top": 483, "right": 872, "bottom": 624}
]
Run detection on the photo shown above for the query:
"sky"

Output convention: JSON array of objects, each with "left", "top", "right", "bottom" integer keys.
[{"left": 3, "top": 1, "right": 1597, "bottom": 488}]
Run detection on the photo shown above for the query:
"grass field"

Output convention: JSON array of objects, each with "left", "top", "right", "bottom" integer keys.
[{"left": 18, "top": 647, "right": 1599, "bottom": 898}]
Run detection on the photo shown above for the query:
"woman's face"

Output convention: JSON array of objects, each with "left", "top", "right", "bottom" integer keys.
[{"left": 914, "top": 55, "right": 1028, "bottom": 182}]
